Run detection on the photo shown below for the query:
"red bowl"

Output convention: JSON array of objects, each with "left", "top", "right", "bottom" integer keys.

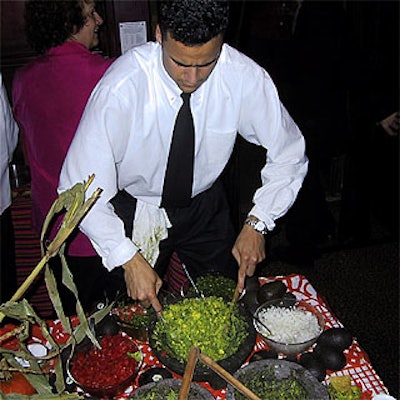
[{"left": 67, "top": 334, "right": 142, "bottom": 398}]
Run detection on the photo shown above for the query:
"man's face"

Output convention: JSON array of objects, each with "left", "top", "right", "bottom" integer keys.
[{"left": 156, "top": 27, "right": 223, "bottom": 94}]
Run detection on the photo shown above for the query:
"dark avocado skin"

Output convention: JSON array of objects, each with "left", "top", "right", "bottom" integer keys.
[
  {"left": 313, "top": 344, "right": 347, "bottom": 371},
  {"left": 240, "top": 276, "right": 261, "bottom": 314},
  {"left": 245, "top": 276, "right": 261, "bottom": 291},
  {"left": 95, "top": 315, "right": 119, "bottom": 336},
  {"left": 299, "top": 328, "right": 350, "bottom": 379},
  {"left": 256, "top": 281, "right": 287, "bottom": 304},
  {"left": 317, "top": 328, "right": 353, "bottom": 351},
  {"left": 299, "top": 352, "right": 326, "bottom": 382}
]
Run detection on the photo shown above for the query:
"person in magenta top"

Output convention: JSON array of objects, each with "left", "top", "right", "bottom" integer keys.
[{"left": 12, "top": 0, "right": 122, "bottom": 315}]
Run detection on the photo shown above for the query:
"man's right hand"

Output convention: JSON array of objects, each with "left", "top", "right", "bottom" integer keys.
[{"left": 122, "top": 252, "right": 163, "bottom": 314}]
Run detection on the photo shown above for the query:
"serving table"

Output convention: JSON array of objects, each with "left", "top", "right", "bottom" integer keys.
[{"left": 0, "top": 274, "right": 391, "bottom": 399}]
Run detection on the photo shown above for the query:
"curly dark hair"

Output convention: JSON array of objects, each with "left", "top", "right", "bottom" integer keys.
[
  {"left": 158, "top": 0, "right": 229, "bottom": 45},
  {"left": 25, "top": 0, "right": 88, "bottom": 54}
]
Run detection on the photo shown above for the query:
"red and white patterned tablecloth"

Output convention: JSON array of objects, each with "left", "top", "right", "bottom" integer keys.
[
  {"left": 253, "top": 274, "right": 390, "bottom": 400},
  {"left": 1, "top": 274, "right": 391, "bottom": 399}
]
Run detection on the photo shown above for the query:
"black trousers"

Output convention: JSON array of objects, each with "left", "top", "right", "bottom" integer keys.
[{"left": 111, "top": 180, "right": 237, "bottom": 282}]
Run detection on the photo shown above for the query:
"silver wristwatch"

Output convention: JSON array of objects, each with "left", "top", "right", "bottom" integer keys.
[{"left": 244, "top": 216, "right": 268, "bottom": 235}]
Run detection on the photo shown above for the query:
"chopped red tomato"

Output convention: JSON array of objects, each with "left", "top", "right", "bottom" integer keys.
[
  {"left": 0, "top": 372, "right": 36, "bottom": 395},
  {"left": 112, "top": 303, "right": 147, "bottom": 323},
  {"left": 70, "top": 335, "right": 139, "bottom": 388}
]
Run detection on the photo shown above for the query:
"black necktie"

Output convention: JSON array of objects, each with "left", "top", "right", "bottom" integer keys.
[{"left": 161, "top": 92, "right": 195, "bottom": 208}]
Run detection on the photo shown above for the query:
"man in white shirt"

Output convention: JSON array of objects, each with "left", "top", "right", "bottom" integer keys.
[
  {"left": 0, "top": 73, "right": 19, "bottom": 303},
  {"left": 59, "top": 0, "right": 308, "bottom": 313}
]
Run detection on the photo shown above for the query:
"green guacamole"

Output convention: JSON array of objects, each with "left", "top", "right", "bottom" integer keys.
[{"left": 152, "top": 296, "right": 248, "bottom": 362}]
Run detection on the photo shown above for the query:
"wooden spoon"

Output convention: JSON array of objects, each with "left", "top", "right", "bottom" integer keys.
[
  {"left": 199, "top": 352, "right": 262, "bottom": 400},
  {"left": 179, "top": 346, "right": 200, "bottom": 400},
  {"left": 232, "top": 284, "right": 241, "bottom": 303},
  {"left": 232, "top": 284, "right": 247, "bottom": 303}
]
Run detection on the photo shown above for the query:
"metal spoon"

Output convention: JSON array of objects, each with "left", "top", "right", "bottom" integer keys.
[
  {"left": 238, "top": 288, "right": 247, "bottom": 301},
  {"left": 182, "top": 264, "right": 204, "bottom": 298},
  {"left": 253, "top": 313, "right": 272, "bottom": 335},
  {"left": 232, "top": 285, "right": 247, "bottom": 303}
]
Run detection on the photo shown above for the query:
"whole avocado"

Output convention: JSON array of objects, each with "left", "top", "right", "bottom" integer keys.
[
  {"left": 256, "top": 281, "right": 287, "bottom": 304},
  {"left": 299, "top": 352, "right": 326, "bottom": 382},
  {"left": 317, "top": 327, "right": 353, "bottom": 351},
  {"left": 240, "top": 276, "right": 261, "bottom": 314},
  {"left": 313, "top": 344, "right": 347, "bottom": 371},
  {"left": 95, "top": 315, "right": 119, "bottom": 336},
  {"left": 240, "top": 290, "right": 259, "bottom": 314},
  {"left": 245, "top": 276, "right": 261, "bottom": 291}
]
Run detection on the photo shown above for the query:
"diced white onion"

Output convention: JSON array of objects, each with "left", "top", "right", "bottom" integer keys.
[{"left": 256, "top": 306, "right": 321, "bottom": 343}]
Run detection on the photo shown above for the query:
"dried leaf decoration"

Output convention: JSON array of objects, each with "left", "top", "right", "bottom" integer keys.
[{"left": 0, "top": 174, "right": 114, "bottom": 399}]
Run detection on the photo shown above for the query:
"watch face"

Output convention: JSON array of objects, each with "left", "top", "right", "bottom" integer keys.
[
  {"left": 245, "top": 217, "right": 267, "bottom": 234},
  {"left": 255, "top": 221, "right": 265, "bottom": 231}
]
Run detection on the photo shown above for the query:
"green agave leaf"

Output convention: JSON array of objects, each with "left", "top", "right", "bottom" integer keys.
[
  {"left": 44, "top": 261, "right": 71, "bottom": 336},
  {"left": 0, "top": 300, "right": 38, "bottom": 327},
  {"left": 1, "top": 177, "right": 106, "bottom": 398}
]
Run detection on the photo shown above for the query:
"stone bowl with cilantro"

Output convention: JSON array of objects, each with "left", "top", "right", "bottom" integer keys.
[
  {"left": 226, "top": 359, "right": 329, "bottom": 400},
  {"left": 129, "top": 378, "right": 214, "bottom": 399}
]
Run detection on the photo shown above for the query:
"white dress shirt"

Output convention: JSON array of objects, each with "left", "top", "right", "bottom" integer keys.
[
  {"left": 0, "top": 74, "right": 19, "bottom": 215},
  {"left": 59, "top": 41, "right": 308, "bottom": 270}
]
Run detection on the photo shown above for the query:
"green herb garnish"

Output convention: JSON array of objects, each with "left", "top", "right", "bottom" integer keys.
[
  {"left": 113, "top": 298, "right": 155, "bottom": 329},
  {"left": 186, "top": 274, "right": 236, "bottom": 299},
  {"left": 235, "top": 367, "right": 309, "bottom": 400},
  {"left": 130, "top": 387, "right": 178, "bottom": 400},
  {"left": 127, "top": 351, "right": 142, "bottom": 362}
]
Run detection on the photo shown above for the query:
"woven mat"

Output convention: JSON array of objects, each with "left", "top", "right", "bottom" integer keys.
[{"left": 11, "top": 190, "right": 53, "bottom": 317}]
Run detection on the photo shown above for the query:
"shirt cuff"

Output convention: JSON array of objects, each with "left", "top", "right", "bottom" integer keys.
[
  {"left": 248, "top": 205, "right": 275, "bottom": 232},
  {"left": 102, "top": 237, "right": 139, "bottom": 271}
]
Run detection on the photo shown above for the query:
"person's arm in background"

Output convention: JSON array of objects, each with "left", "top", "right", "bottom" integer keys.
[
  {"left": 379, "top": 111, "right": 399, "bottom": 137},
  {"left": 0, "top": 73, "right": 19, "bottom": 207},
  {"left": 0, "top": 72, "right": 19, "bottom": 303}
]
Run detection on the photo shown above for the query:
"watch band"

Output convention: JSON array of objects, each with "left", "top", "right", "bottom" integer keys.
[{"left": 244, "top": 216, "right": 268, "bottom": 235}]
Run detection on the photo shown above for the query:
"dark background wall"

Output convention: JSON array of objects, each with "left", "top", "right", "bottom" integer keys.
[
  {"left": 1, "top": 0, "right": 397, "bottom": 267},
  {"left": 1, "top": 0, "right": 398, "bottom": 261},
  {"left": 226, "top": 1, "right": 399, "bottom": 244}
]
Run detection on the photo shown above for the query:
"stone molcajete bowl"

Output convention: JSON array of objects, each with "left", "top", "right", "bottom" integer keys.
[{"left": 148, "top": 297, "right": 256, "bottom": 389}]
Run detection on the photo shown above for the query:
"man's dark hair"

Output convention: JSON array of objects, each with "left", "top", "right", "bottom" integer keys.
[
  {"left": 25, "top": 0, "right": 87, "bottom": 54},
  {"left": 158, "top": 0, "right": 229, "bottom": 45}
]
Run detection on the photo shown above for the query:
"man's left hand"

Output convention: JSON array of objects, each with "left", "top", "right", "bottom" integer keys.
[{"left": 232, "top": 224, "right": 266, "bottom": 294}]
